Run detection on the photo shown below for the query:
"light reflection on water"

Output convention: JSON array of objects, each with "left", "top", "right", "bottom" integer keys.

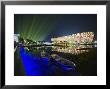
[
  {"left": 16, "top": 44, "right": 97, "bottom": 76},
  {"left": 25, "top": 44, "right": 96, "bottom": 55},
  {"left": 52, "top": 45, "right": 94, "bottom": 55},
  {"left": 24, "top": 44, "right": 97, "bottom": 57}
]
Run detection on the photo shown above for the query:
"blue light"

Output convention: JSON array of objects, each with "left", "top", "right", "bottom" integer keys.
[{"left": 19, "top": 47, "right": 78, "bottom": 76}]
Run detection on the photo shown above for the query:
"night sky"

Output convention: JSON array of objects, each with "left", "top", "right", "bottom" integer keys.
[{"left": 14, "top": 14, "right": 97, "bottom": 41}]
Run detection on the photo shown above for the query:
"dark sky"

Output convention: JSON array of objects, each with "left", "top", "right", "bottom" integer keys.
[{"left": 14, "top": 14, "right": 97, "bottom": 41}]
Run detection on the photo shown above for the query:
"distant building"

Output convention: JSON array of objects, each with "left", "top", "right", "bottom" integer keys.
[
  {"left": 51, "top": 32, "right": 94, "bottom": 45},
  {"left": 14, "top": 34, "right": 20, "bottom": 42}
]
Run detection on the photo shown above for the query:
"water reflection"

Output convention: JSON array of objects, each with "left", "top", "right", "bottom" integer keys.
[
  {"left": 52, "top": 45, "right": 94, "bottom": 55},
  {"left": 18, "top": 47, "right": 78, "bottom": 76},
  {"left": 24, "top": 44, "right": 95, "bottom": 56},
  {"left": 17, "top": 44, "right": 97, "bottom": 76}
]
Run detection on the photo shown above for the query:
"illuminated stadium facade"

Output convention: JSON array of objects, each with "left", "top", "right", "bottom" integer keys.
[{"left": 51, "top": 32, "right": 94, "bottom": 45}]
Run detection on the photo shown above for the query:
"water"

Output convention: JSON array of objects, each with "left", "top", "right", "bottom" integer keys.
[{"left": 14, "top": 45, "right": 97, "bottom": 76}]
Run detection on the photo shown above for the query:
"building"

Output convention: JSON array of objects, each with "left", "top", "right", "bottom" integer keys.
[
  {"left": 14, "top": 34, "right": 20, "bottom": 42},
  {"left": 51, "top": 32, "right": 94, "bottom": 46}
]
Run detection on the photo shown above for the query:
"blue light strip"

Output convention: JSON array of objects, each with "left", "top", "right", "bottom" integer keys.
[{"left": 19, "top": 47, "right": 78, "bottom": 76}]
